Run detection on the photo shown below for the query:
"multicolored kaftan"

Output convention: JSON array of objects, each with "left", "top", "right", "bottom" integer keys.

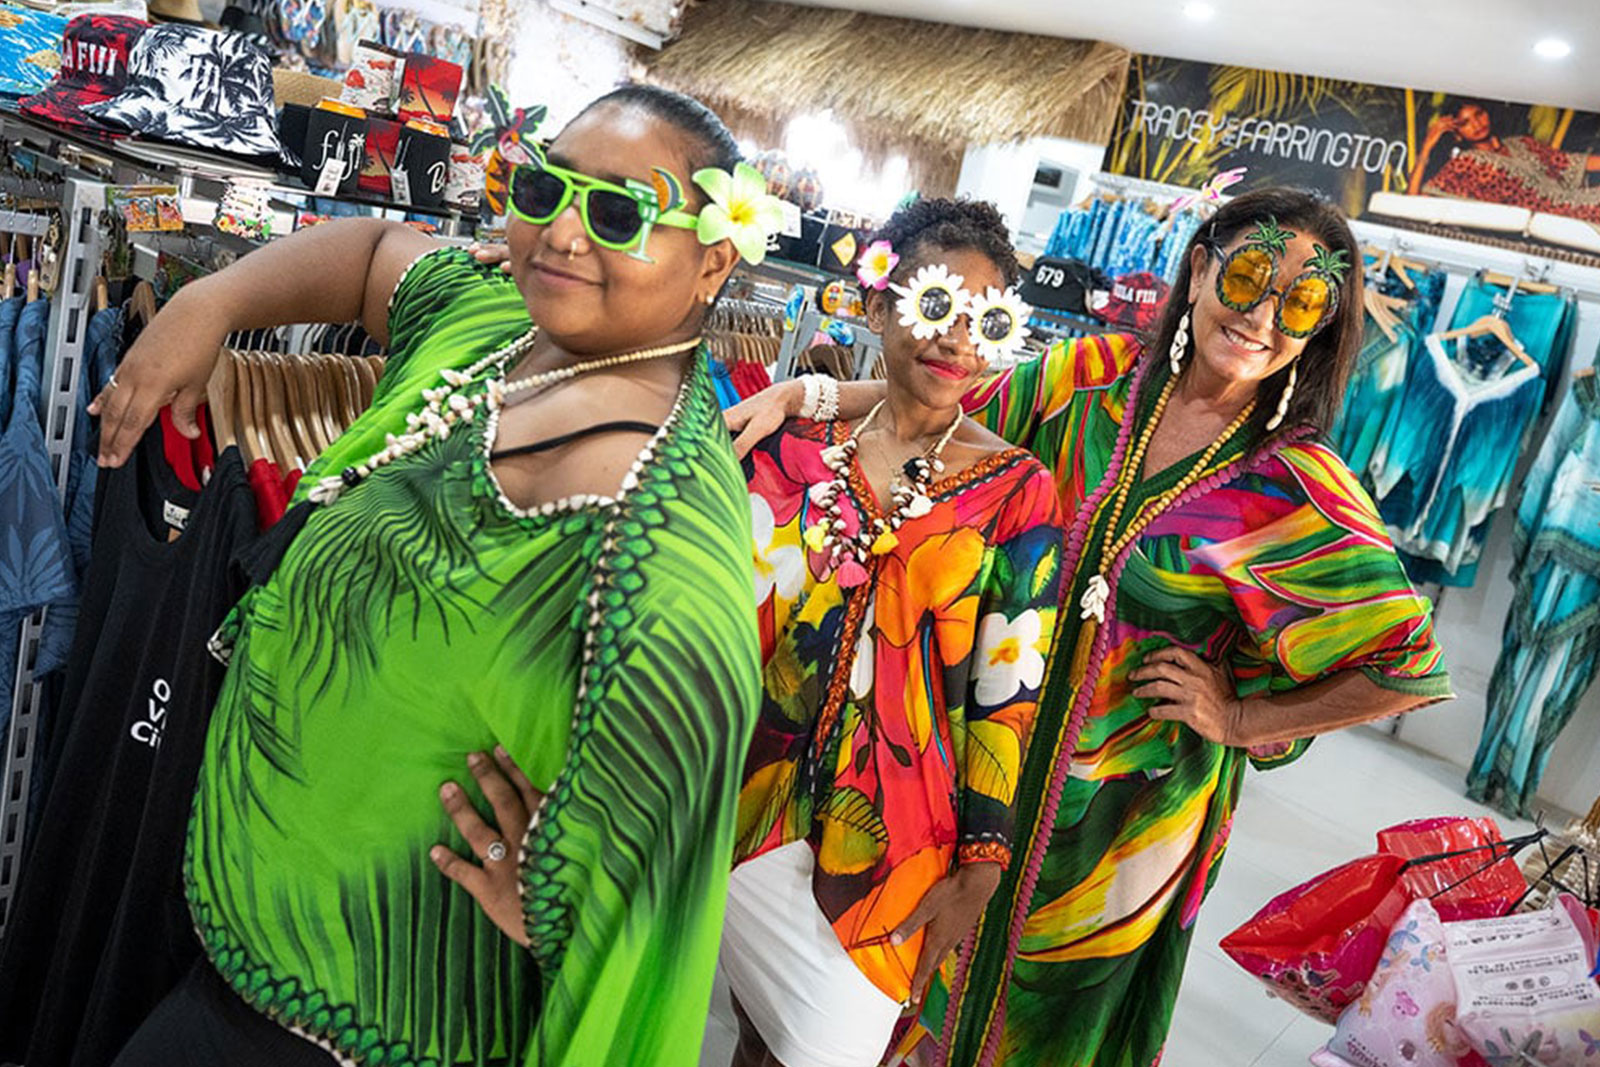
[
  {"left": 185, "top": 249, "right": 761, "bottom": 1066},
  {"left": 735, "top": 418, "right": 1064, "bottom": 1004},
  {"left": 902, "top": 335, "right": 1452, "bottom": 1067}
]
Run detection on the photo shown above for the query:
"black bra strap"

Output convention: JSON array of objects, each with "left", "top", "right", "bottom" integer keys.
[{"left": 490, "top": 420, "right": 660, "bottom": 462}]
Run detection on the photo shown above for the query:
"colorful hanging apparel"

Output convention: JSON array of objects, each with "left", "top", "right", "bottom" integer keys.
[
  {"left": 896, "top": 334, "right": 1451, "bottom": 1067},
  {"left": 184, "top": 248, "right": 762, "bottom": 1067},
  {"left": 734, "top": 417, "right": 1065, "bottom": 1003},
  {"left": 1470, "top": 371, "right": 1600, "bottom": 817}
]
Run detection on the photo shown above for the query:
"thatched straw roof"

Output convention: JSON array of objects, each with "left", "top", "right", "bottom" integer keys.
[{"left": 635, "top": 0, "right": 1130, "bottom": 197}]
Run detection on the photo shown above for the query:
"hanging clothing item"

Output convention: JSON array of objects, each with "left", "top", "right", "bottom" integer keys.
[
  {"left": 1371, "top": 334, "right": 1543, "bottom": 585},
  {"left": 1470, "top": 372, "right": 1600, "bottom": 817},
  {"left": 0, "top": 429, "right": 257, "bottom": 1067},
  {"left": 36, "top": 305, "right": 125, "bottom": 680},
  {"left": 732, "top": 416, "right": 1063, "bottom": 1007},
  {"left": 1447, "top": 274, "right": 1576, "bottom": 409},
  {"left": 0, "top": 297, "right": 73, "bottom": 740},
  {"left": 896, "top": 337, "right": 1450, "bottom": 1067},
  {"left": 1334, "top": 316, "right": 1416, "bottom": 485},
  {"left": 184, "top": 248, "right": 761, "bottom": 1067}
]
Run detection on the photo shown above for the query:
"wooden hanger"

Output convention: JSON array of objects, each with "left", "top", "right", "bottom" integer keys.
[
  {"left": 1438, "top": 315, "right": 1537, "bottom": 372},
  {"left": 227, "top": 351, "right": 263, "bottom": 464},
  {"left": 1482, "top": 269, "right": 1559, "bottom": 295},
  {"left": 1364, "top": 288, "right": 1407, "bottom": 342},
  {"left": 300, "top": 355, "right": 343, "bottom": 449},
  {"left": 271, "top": 354, "right": 325, "bottom": 461},
  {"left": 338, "top": 357, "right": 364, "bottom": 425},
  {"left": 245, "top": 351, "right": 302, "bottom": 472},
  {"left": 129, "top": 279, "right": 158, "bottom": 328},
  {"left": 94, "top": 276, "right": 109, "bottom": 313},
  {"left": 206, "top": 349, "right": 239, "bottom": 452}
]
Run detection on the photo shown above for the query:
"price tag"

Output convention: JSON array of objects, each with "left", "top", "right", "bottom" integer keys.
[
  {"left": 390, "top": 169, "right": 413, "bottom": 205},
  {"left": 779, "top": 199, "right": 802, "bottom": 238},
  {"left": 315, "top": 155, "right": 344, "bottom": 196}
]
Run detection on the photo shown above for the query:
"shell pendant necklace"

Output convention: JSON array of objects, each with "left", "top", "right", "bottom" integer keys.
[{"left": 803, "top": 399, "right": 963, "bottom": 588}]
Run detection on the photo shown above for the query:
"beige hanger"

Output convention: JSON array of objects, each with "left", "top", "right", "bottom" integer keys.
[
  {"left": 206, "top": 349, "right": 239, "bottom": 452},
  {"left": 129, "top": 280, "right": 158, "bottom": 328},
  {"left": 272, "top": 353, "right": 325, "bottom": 460},
  {"left": 303, "top": 355, "right": 343, "bottom": 448},
  {"left": 228, "top": 351, "right": 262, "bottom": 464},
  {"left": 1364, "top": 288, "right": 1406, "bottom": 343},
  {"left": 1482, "top": 270, "right": 1559, "bottom": 295},
  {"left": 94, "top": 276, "right": 109, "bottom": 313},
  {"left": 1438, "top": 316, "right": 1537, "bottom": 372},
  {"left": 338, "top": 357, "right": 364, "bottom": 425}
]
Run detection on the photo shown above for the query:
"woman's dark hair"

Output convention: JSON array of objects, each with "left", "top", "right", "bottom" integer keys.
[
  {"left": 1150, "top": 186, "right": 1363, "bottom": 437},
  {"left": 579, "top": 83, "right": 742, "bottom": 179},
  {"left": 861, "top": 196, "right": 1021, "bottom": 302}
]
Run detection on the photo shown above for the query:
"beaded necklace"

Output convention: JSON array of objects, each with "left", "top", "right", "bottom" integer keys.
[
  {"left": 803, "top": 399, "right": 963, "bottom": 588},
  {"left": 1065, "top": 373, "right": 1255, "bottom": 682},
  {"left": 306, "top": 330, "right": 701, "bottom": 507}
]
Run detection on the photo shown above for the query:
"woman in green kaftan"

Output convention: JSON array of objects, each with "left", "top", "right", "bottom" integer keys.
[
  {"left": 728, "top": 188, "right": 1453, "bottom": 1067},
  {"left": 94, "top": 87, "right": 766, "bottom": 1067}
]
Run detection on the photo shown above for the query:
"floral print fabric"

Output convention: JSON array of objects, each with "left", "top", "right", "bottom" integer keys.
[{"left": 736, "top": 417, "right": 1064, "bottom": 1003}]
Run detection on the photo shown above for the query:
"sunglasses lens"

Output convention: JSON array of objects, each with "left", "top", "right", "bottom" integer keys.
[
  {"left": 1221, "top": 248, "right": 1275, "bottom": 308},
  {"left": 919, "top": 286, "right": 955, "bottom": 325},
  {"left": 586, "top": 189, "right": 645, "bottom": 245},
  {"left": 1281, "top": 277, "right": 1332, "bottom": 335},
  {"left": 979, "top": 306, "right": 1015, "bottom": 343},
  {"left": 511, "top": 167, "right": 567, "bottom": 221}
]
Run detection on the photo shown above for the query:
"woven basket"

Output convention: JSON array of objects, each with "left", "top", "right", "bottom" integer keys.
[
  {"left": 1517, "top": 792, "right": 1600, "bottom": 911},
  {"left": 273, "top": 69, "right": 344, "bottom": 110}
]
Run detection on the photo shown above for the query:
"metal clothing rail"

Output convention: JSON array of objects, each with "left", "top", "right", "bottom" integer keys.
[
  {"left": 0, "top": 178, "right": 107, "bottom": 936},
  {"left": 0, "top": 210, "right": 52, "bottom": 238}
]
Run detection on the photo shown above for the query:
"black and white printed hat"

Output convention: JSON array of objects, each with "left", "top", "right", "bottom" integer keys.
[{"left": 84, "top": 23, "right": 280, "bottom": 158}]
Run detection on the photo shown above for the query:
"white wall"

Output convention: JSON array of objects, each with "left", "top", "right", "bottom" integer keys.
[
  {"left": 506, "top": 3, "right": 635, "bottom": 132},
  {"left": 955, "top": 137, "right": 1107, "bottom": 233}
]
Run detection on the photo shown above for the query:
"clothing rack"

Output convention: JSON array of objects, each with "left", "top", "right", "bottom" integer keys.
[{"left": 0, "top": 179, "right": 107, "bottom": 936}]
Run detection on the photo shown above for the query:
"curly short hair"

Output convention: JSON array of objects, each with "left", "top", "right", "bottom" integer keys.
[{"left": 860, "top": 197, "right": 1020, "bottom": 300}]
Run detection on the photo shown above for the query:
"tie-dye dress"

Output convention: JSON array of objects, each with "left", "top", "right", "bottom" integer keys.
[
  {"left": 901, "top": 334, "right": 1452, "bottom": 1067},
  {"left": 735, "top": 417, "right": 1064, "bottom": 1004}
]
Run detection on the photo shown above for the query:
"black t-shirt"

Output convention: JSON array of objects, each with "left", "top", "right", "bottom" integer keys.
[
  {"left": 0, "top": 427, "right": 257, "bottom": 1067},
  {"left": 1019, "top": 256, "right": 1109, "bottom": 314}
]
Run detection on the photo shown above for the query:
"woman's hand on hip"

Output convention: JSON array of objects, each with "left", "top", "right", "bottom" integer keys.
[
  {"left": 891, "top": 861, "right": 1003, "bottom": 1010},
  {"left": 1132, "top": 645, "right": 1246, "bottom": 746},
  {"left": 724, "top": 380, "right": 803, "bottom": 458},
  {"left": 431, "top": 746, "right": 544, "bottom": 948}
]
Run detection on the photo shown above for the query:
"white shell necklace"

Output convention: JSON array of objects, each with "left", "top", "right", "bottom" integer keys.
[
  {"left": 803, "top": 399, "right": 963, "bottom": 589},
  {"left": 306, "top": 330, "right": 702, "bottom": 507}
]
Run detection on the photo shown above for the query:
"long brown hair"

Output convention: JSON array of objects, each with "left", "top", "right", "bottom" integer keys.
[{"left": 1147, "top": 187, "right": 1365, "bottom": 437}]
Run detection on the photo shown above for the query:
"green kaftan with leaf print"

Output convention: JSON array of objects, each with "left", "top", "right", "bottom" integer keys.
[{"left": 185, "top": 249, "right": 761, "bottom": 1066}]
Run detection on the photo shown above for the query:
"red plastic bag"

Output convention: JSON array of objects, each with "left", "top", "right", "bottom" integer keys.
[
  {"left": 1376, "top": 817, "right": 1527, "bottom": 922},
  {"left": 1221, "top": 853, "right": 1411, "bottom": 1024}
]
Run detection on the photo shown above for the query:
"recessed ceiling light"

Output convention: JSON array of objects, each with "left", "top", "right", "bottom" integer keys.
[
  {"left": 1534, "top": 37, "right": 1572, "bottom": 60},
  {"left": 1184, "top": 2, "right": 1216, "bottom": 19}
]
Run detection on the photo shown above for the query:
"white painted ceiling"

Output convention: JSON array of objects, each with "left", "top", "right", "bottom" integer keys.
[{"left": 775, "top": 0, "right": 1600, "bottom": 112}]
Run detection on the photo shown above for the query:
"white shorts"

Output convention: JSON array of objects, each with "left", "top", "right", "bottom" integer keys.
[{"left": 714, "top": 841, "right": 903, "bottom": 1067}]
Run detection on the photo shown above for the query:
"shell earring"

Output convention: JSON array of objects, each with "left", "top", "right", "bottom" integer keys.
[
  {"left": 1170, "top": 307, "right": 1192, "bottom": 376},
  {"left": 1266, "top": 360, "right": 1298, "bottom": 432}
]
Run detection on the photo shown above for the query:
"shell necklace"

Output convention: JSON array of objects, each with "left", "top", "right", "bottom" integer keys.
[
  {"left": 803, "top": 399, "right": 963, "bottom": 588},
  {"left": 1065, "top": 373, "right": 1255, "bottom": 682},
  {"left": 306, "top": 330, "right": 701, "bottom": 506}
]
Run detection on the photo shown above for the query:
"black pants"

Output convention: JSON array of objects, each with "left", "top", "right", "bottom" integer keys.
[{"left": 111, "top": 960, "right": 335, "bottom": 1067}]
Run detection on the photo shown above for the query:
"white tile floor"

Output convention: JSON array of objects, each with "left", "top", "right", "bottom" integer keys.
[{"left": 702, "top": 725, "right": 1562, "bottom": 1067}]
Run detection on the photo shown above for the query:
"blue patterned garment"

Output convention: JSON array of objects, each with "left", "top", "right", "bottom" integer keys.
[
  {"left": 1471, "top": 372, "right": 1600, "bottom": 817},
  {"left": 0, "top": 298, "right": 75, "bottom": 738},
  {"left": 0, "top": 5, "right": 68, "bottom": 98},
  {"left": 1372, "top": 333, "right": 1544, "bottom": 585},
  {"left": 1335, "top": 316, "right": 1416, "bottom": 487},
  {"left": 36, "top": 306, "right": 123, "bottom": 676}
]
